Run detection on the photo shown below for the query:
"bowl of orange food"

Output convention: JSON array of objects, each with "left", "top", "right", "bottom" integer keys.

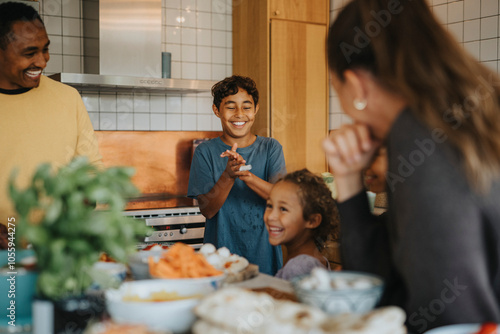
[
  {"left": 105, "top": 278, "right": 218, "bottom": 333},
  {"left": 129, "top": 243, "right": 226, "bottom": 287}
]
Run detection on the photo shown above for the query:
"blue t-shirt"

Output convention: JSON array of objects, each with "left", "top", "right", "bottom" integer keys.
[{"left": 187, "top": 136, "right": 287, "bottom": 275}]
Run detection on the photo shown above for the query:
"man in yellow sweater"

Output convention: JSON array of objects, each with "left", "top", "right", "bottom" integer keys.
[{"left": 0, "top": 2, "right": 102, "bottom": 225}]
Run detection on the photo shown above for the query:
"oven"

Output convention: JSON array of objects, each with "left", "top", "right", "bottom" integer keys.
[{"left": 124, "top": 204, "right": 206, "bottom": 250}]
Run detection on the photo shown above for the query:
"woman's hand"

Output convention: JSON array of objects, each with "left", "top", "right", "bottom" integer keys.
[
  {"left": 323, "top": 123, "right": 380, "bottom": 177},
  {"left": 220, "top": 143, "right": 246, "bottom": 179},
  {"left": 323, "top": 123, "right": 381, "bottom": 201}
]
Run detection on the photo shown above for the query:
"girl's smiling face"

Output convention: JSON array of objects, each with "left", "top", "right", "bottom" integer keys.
[{"left": 264, "top": 181, "right": 314, "bottom": 247}]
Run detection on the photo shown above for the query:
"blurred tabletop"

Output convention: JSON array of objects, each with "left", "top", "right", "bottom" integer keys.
[{"left": 227, "top": 273, "right": 294, "bottom": 294}]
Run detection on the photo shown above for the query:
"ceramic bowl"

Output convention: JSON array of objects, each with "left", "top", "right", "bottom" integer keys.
[
  {"left": 105, "top": 279, "right": 219, "bottom": 333},
  {"left": 424, "top": 324, "right": 483, "bottom": 334},
  {"left": 128, "top": 250, "right": 164, "bottom": 280},
  {"left": 292, "top": 270, "right": 384, "bottom": 315}
]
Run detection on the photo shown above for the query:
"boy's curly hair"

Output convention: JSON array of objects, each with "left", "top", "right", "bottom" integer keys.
[
  {"left": 211, "top": 75, "right": 259, "bottom": 110},
  {"left": 280, "top": 169, "right": 340, "bottom": 250}
]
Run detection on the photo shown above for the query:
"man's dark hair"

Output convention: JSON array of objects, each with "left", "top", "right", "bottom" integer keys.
[
  {"left": 0, "top": 2, "right": 44, "bottom": 50},
  {"left": 211, "top": 75, "right": 259, "bottom": 110}
]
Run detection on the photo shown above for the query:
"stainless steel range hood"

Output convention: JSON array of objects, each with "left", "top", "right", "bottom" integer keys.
[
  {"left": 50, "top": 0, "right": 216, "bottom": 93},
  {"left": 49, "top": 73, "right": 215, "bottom": 93}
]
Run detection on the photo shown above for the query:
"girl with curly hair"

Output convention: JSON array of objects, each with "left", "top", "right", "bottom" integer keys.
[{"left": 264, "top": 169, "right": 339, "bottom": 280}]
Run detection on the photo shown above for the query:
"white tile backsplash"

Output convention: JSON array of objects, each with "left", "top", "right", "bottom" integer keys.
[
  {"left": 197, "top": 0, "right": 212, "bottom": 12},
  {"left": 166, "top": 95, "right": 182, "bottom": 113},
  {"left": 182, "top": 0, "right": 197, "bottom": 11},
  {"left": 166, "top": 114, "right": 182, "bottom": 130},
  {"left": 62, "top": 36, "right": 80, "bottom": 55},
  {"left": 197, "top": 115, "right": 213, "bottom": 131},
  {"left": 100, "top": 113, "right": 117, "bottom": 130},
  {"left": 482, "top": 16, "right": 498, "bottom": 39},
  {"left": 464, "top": 19, "right": 480, "bottom": 42},
  {"left": 212, "top": 47, "right": 226, "bottom": 64},
  {"left": 328, "top": 0, "right": 500, "bottom": 130},
  {"left": 182, "top": 9, "right": 197, "bottom": 28},
  {"left": 182, "top": 96, "right": 198, "bottom": 114},
  {"left": 181, "top": 27, "right": 197, "bottom": 45},
  {"left": 44, "top": 16, "right": 62, "bottom": 35},
  {"left": 134, "top": 94, "right": 150, "bottom": 113},
  {"left": 197, "top": 46, "right": 212, "bottom": 63},
  {"left": 134, "top": 114, "right": 150, "bottom": 130},
  {"left": 448, "top": 1, "right": 464, "bottom": 24},
  {"left": 151, "top": 113, "right": 167, "bottom": 130},
  {"left": 480, "top": 38, "right": 498, "bottom": 61},
  {"left": 197, "top": 63, "right": 212, "bottom": 80},
  {"left": 211, "top": 30, "right": 226, "bottom": 47},
  {"left": 481, "top": 0, "right": 499, "bottom": 16},
  {"left": 117, "top": 113, "right": 134, "bottom": 130},
  {"left": 62, "top": 0, "right": 80, "bottom": 18},
  {"left": 166, "top": 26, "right": 181, "bottom": 44},
  {"left": 197, "top": 12, "right": 211, "bottom": 29},
  {"left": 100, "top": 94, "right": 117, "bottom": 112},
  {"left": 464, "top": 0, "right": 481, "bottom": 20},
  {"left": 182, "top": 62, "right": 198, "bottom": 79},
  {"left": 181, "top": 45, "right": 197, "bottom": 62},
  {"left": 182, "top": 114, "right": 198, "bottom": 130},
  {"left": 166, "top": 0, "right": 181, "bottom": 10}
]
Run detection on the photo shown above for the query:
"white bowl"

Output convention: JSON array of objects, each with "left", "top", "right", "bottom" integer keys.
[
  {"left": 105, "top": 279, "right": 218, "bottom": 333},
  {"left": 292, "top": 271, "right": 384, "bottom": 315},
  {"left": 424, "top": 324, "right": 482, "bottom": 334},
  {"left": 128, "top": 250, "right": 164, "bottom": 280}
]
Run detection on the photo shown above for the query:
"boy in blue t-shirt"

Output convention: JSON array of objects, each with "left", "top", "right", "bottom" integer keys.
[{"left": 187, "top": 75, "right": 286, "bottom": 275}]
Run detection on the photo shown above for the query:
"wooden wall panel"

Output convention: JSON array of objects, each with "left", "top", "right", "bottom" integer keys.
[
  {"left": 232, "top": 0, "right": 270, "bottom": 137},
  {"left": 269, "top": 0, "right": 329, "bottom": 24},
  {"left": 95, "top": 131, "right": 221, "bottom": 209},
  {"left": 270, "top": 20, "right": 328, "bottom": 173}
]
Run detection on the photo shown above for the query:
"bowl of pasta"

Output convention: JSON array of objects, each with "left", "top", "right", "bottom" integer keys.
[{"left": 105, "top": 279, "right": 218, "bottom": 333}]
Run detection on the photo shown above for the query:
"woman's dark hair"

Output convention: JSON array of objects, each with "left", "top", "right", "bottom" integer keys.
[
  {"left": 211, "top": 75, "right": 259, "bottom": 110},
  {"left": 328, "top": 0, "right": 500, "bottom": 193},
  {"left": 280, "top": 169, "right": 339, "bottom": 250},
  {"left": 0, "top": 2, "right": 44, "bottom": 50}
]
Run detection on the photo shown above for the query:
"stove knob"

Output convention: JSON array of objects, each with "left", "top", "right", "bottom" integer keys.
[{"left": 180, "top": 227, "right": 188, "bottom": 234}]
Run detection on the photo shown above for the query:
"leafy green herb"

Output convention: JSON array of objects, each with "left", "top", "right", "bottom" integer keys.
[{"left": 9, "top": 157, "right": 152, "bottom": 300}]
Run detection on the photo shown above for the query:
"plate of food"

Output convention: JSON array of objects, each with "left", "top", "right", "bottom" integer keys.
[
  {"left": 128, "top": 242, "right": 258, "bottom": 284},
  {"left": 425, "top": 323, "right": 498, "bottom": 334}
]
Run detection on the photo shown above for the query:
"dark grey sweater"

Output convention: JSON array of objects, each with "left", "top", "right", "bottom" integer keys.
[{"left": 338, "top": 108, "right": 500, "bottom": 333}]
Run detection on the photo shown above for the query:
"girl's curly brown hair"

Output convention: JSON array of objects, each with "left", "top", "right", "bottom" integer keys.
[{"left": 280, "top": 169, "right": 340, "bottom": 250}]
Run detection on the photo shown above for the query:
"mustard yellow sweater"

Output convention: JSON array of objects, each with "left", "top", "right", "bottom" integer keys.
[{"left": 0, "top": 76, "right": 102, "bottom": 222}]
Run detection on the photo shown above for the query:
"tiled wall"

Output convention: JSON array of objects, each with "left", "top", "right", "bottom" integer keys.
[
  {"left": 329, "top": 0, "right": 500, "bottom": 130},
  {"left": 39, "top": 0, "right": 232, "bottom": 131}
]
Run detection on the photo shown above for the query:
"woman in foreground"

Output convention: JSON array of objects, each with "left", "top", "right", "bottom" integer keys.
[{"left": 323, "top": 0, "right": 500, "bottom": 332}]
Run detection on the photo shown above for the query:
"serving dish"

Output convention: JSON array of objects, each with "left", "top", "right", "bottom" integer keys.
[
  {"left": 291, "top": 269, "right": 384, "bottom": 315},
  {"left": 106, "top": 279, "right": 219, "bottom": 333}
]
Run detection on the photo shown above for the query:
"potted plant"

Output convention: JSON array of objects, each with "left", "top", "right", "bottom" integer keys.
[{"left": 8, "top": 157, "right": 151, "bottom": 333}]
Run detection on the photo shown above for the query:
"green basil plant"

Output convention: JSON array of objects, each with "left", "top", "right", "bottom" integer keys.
[{"left": 9, "top": 157, "right": 151, "bottom": 300}]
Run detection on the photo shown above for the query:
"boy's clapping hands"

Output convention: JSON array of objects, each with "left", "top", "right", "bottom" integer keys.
[{"left": 220, "top": 143, "right": 249, "bottom": 179}]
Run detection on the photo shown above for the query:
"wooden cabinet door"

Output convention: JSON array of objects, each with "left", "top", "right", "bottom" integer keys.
[
  {"left": 269, "top": 0, "right": 329, "bottom": 24},
  {"left": 270, "top": 20, "right": 328, "bottom": 173}
]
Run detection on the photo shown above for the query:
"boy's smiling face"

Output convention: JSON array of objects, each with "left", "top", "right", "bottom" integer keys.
[{"left": 213, "top": 88, "right": 259, "bottom": 143}]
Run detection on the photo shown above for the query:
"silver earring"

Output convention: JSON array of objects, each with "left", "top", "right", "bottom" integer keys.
[{"left": 353, "top": 98, "right": 367, "bottom": 111}]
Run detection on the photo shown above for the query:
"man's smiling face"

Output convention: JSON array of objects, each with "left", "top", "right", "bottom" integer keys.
[
  {"left": 213, "top": 87, "right": 259, "bottom": 141},
  {"left": 0, "top": 19, "right": 50, "bottom": 90}
]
